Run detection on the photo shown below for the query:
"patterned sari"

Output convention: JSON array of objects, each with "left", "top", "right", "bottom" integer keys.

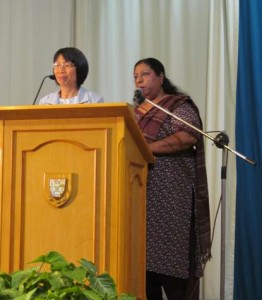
[{"left": 135, "top": 93, "right": 211, "bottom": 276}]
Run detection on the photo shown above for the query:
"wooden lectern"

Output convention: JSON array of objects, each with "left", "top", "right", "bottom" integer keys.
[{"left": 0, "top": 103, "right": 153, "bottom": 299}]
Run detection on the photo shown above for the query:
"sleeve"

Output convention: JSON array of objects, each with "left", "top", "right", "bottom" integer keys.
[
  {"left": 171, "top": 101, "right": 202, "bottom": 139},
  {"left": 38, "top": 92, "right": 58, "bottom": 105}
]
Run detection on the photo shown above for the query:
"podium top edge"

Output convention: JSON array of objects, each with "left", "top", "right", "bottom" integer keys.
[{"left": 0, "top": 102, "right": 135, "bottom": 120}]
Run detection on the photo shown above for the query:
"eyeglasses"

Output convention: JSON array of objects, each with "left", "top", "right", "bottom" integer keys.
[{"left": 52, "top": 62, "right": 75, "bottom": 69}]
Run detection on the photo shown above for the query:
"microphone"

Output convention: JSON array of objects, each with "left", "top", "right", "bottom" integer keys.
[
  {"left": 32, "top": 75, "right": 55, "bottom": 105},
  {"left": 133, "top": 88, "right": 145, "bottom": 105}
]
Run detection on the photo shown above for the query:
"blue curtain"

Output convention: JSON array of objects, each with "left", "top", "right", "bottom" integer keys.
[{"left": 234, "top": 0, "right": 262, "bottom": 299}]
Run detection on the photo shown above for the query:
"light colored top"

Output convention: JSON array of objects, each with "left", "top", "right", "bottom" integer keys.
[{"left": 38, "top": 86, "right": 104, "bottom": 105}]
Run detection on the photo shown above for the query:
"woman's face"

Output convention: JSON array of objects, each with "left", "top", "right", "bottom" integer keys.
[
  {"left": 134, "top": 63, "right": 163, "bottom": 100},
  {"left": 53, "top": 54, "right": 77, "bottom": 88}
]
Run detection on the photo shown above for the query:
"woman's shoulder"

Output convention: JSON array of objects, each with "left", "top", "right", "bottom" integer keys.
[
  {"left": 78, "top": 87, "right": 104, "bottom": 103},
  {"left": 38, "top": 91, "right": 59, "bottom": 105}
]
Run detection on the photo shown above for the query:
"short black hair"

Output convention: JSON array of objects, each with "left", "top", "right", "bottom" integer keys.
[{"left": 53, "top": 47, "right": 89, "bottom": 88}]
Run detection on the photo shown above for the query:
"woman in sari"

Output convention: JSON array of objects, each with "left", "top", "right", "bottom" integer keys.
[{"left": 133, "top": 58, "right": 211, "bottom": 300}]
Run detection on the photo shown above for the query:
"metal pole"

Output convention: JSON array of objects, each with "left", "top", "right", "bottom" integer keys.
[{"left": 220, "top": 148, "right": 228, "bottom": 300}]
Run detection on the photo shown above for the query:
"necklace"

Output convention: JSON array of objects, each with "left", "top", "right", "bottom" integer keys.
[{"left": 59, "top": 95, "right": 78, "bottom": 104}]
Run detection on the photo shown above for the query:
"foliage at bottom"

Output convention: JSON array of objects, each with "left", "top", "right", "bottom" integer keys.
[{"left": 0, "top": 251, "right": 136, "bottom": 299}]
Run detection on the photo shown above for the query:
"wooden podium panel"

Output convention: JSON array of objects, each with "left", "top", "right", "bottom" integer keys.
[{"left": 0, "top": 103, "right": 153, "bottom": 299}]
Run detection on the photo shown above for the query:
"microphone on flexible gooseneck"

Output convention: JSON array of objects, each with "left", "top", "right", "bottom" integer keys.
[
  {"left": 133, "top": 88, "right": 145, "bottom": 106},
  {"left": 32, "top": 74, "right": 55, "bottom": 105}
]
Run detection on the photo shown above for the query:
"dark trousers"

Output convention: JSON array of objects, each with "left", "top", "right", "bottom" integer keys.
[{"left": 146, "top": 271, "right": 200, "bottom": 300}]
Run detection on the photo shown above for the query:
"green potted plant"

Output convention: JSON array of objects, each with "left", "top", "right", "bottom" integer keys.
[{"left": 0, "top": 251, "right": 136, "bottom": 299}]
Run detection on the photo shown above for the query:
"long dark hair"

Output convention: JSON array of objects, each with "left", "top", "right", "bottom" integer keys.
[
  {"left": 53, "top": 47, "right": 89, "bottom": 88},
  {"left": 134, "top": 57, "right": 179, "bottom": 95}
]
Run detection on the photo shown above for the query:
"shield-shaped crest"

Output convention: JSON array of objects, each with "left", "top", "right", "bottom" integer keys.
[{"left": 44, "top": 173, "right": 73, "bottom": 208}]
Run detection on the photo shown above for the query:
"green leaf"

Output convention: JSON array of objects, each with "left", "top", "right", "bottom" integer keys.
[
  {"left": 0, "top": 273, "right": 12, "bottom": 289},
  {"left": 89, "top": 273, "right": 117, "bottom": 299},
  {"left": 0, "top": 288, "right": 22, "bottom": 298},
  {"left": 11, "top": 268, "right": 38, "bottom": 289},
  {"left": 46, "top": 289, "right": 63, "bottom": 300},
  {"left": 79, "top": 258, "right": 97, "bottom": 277},
  {"left": 0, "top": 278, "right": 5, "bottom": 290},
  {"left": 30, "top": 251, "right": 68, "bottom": 270},
  {"left": 55, "top": 286, "right": 81, "bottom": 297},
  {"left": 27, "top": 271, "right": 49, "bottom": 287},
  {"left": 29, "top": 254, "right": 46, "bottom": 264},
  {"left": 48, "top": 271, "right": 72, "bottom": 289},
  {"left": 13, "top": 288, "right": 37, "bottom": 300},
  {"left": 82, "top": 288, "right": 103, "bottom": 300},
  {"left": 61, "top": 266, "right": 87, "bottom": 283}
]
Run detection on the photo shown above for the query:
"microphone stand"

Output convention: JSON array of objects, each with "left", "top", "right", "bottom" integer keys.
[
  {"left": 220, "top": 144, "right": 228, "bottom": 300},
  {"left": 32, "top": 75, "right": 55, "bottom": 105},
  {"left": 137, "top": 99, "right": 255, "bottom": 165},
  {"left": 134, "top": 97, "right": 256, "bottom": 300}
]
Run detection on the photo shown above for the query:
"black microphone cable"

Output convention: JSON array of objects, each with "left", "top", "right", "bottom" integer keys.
[{"left": 32, "top": 74, "right": 55, "bottom": 105}]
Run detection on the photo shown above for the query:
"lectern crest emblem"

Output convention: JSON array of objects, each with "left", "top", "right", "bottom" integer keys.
[{"left": 44, "top": 173, "right": 73, "bottom": 208}]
